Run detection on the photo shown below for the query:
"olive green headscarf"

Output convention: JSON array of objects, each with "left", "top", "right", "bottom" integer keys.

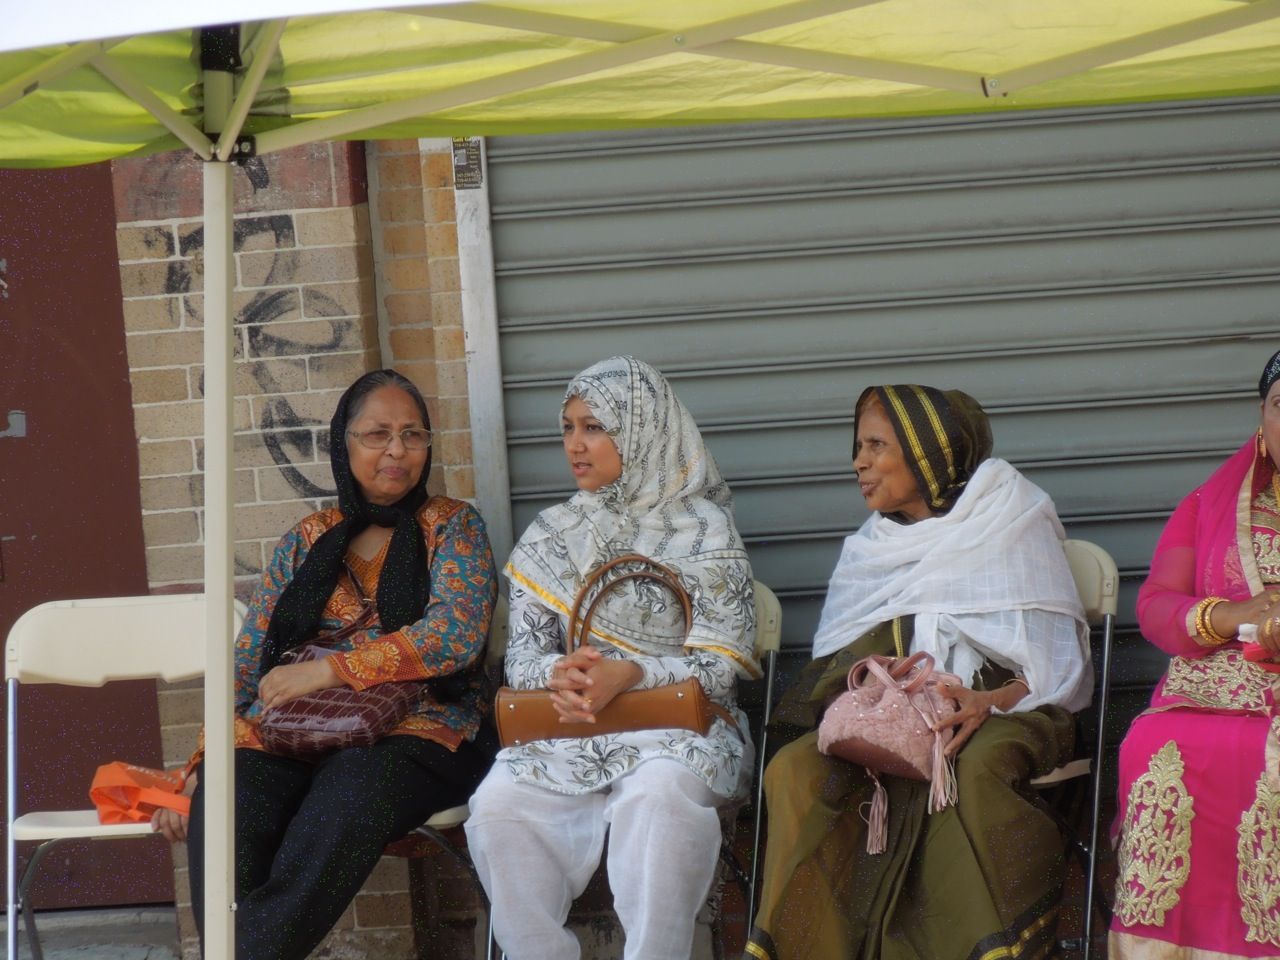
[{"left": 854, "top": 384, "right": 993, "bottom": 520}]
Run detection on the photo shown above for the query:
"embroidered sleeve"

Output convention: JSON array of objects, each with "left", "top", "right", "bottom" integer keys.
[
  {"left": 1137, "top": 491, "right": 1218, "bottom": 656},
  {"left": 503, "top": 584, "right": 566, "bottom": 689},
  {"left": 235, "top": 524, "right": 310, "bottom": 713},
  {"left": 330, "top": 505, "right": 496, "bottom": 690}
]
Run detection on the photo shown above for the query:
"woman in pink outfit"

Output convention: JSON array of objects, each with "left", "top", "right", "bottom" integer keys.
[{"left": 1110, "top": 348, "right": 1280, "bottom": 958}]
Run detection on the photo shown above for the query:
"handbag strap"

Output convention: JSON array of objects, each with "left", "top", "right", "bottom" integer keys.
[
  {"left": 566, "top": 554, "right": 692, "bottom": 654},
  {"left": 848, "top": 651, "right": 937, "bottom": 694},
  {"left": 564, "top": 555, "right": 737, "bottom": 733}
]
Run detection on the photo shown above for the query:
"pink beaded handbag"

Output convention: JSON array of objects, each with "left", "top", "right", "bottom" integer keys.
[{"left": 817, "top": 651, "right": 961, "bottom": 853}]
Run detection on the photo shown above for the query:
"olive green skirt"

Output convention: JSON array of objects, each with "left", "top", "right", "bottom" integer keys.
[{"left": 745, "top": 620, "right": 1075, "bottom": 960}]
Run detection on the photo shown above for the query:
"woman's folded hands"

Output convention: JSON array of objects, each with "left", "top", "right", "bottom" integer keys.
[{"left": 548, "top": 647, "right": 643, "bottom": 723}]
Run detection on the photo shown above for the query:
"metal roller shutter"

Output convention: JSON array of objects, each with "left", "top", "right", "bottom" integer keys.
[{"left": 485, "top": 96, "right": 1280, "bottom": 702}]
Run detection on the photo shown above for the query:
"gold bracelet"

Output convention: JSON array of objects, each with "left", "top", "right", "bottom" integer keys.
[{"left": 1194, "top": 596, "right": 1230, "bottom": 646}]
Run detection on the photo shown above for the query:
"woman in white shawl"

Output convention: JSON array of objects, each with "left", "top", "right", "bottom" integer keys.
[
  {"left": 745, "top": 384, "right": 1091, "bottom": 960},
  {"left": 466, "top": 356, "right": 759, "bottom": 960}
]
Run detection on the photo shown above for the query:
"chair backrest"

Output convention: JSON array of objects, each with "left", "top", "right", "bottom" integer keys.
[
  {"left": 486, "top": 595, "right": 510, "bottom": 672},
  {"left": 752, "top": 581, "right": 782, "bottom": 659},
  {"left": 1062, "top": 539, "right": 1119, "bottom": 625},
  {"left": 5, "top": 594, "right": 246, "bottom": 686}
]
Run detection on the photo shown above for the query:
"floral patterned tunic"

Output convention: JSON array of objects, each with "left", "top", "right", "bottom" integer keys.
[
  {"left": 496, "top": 577, "right": 755, "bottom": 799},
  {"left": 191, "top": 496, "right": 496, "bottom": 767}
]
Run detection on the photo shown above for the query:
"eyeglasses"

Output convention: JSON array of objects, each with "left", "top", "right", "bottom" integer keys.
[{"left": 347, "top": 428, "right": 432, "bottom": 451}]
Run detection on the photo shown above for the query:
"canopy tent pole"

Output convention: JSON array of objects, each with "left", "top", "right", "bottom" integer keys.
[{"left": 200, "top": 24, "right": 239, "bottom": 960}]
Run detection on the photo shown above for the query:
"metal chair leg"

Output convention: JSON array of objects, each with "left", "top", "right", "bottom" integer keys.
[
  {"left": 747, "top": 648, "right": 777, "bottom": 920},
  {"left": 486, "top": 908, "right": 504, "bottom": 960},
  {"left": 1081, "top": 614, "right": 1115, "bottom": 960},
  {"left": 14, "top": 838, "right": 68, "bottom": 960},
  {"left": 410, "top": 824, "right": 502, "bottom": 960},
  {"left": 7, "top": 677, "right": 18, "bottom": 960},
  {"left": 412, "top": 826, "right": 486, "bottom": 898}
]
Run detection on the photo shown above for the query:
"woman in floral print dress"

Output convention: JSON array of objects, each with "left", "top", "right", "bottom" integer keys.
[
  {"left": 466, "top": 356, "right": 759, "bottom": 960},
  {"left": 1110, "top": 348, "right": 1280, "bottom": 958},
  {"left": 152, "top": 369, "right": 497, "bottom": 960}
]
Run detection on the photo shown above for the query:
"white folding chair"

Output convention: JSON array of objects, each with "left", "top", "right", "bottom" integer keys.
[
  {"left": 389, "top": 595, "right": 508, "bottom": 960},
  {"left": 1028, "top": 538, "right": 1118, "bottom": 960},
  {"left": 5, "top": 593, "right": 244, "bottom": 960}
]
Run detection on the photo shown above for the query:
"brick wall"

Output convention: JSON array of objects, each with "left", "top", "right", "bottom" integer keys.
[
  {"left": 114, "top": 142, "right": 378, "bottom": 596},
  {"left": 112, "top": 139, "right": 482, "bottom": 960}
]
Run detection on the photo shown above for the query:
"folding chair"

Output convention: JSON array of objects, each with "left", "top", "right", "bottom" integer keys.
[
  {"left": 385, "top": 595, "right": 509, "bottom": 960},
  {"left": 5, "top": 593, "right": 245, "bottom": 960},
  {"left": 1027, "top": 538, "right": 1119, "bottom": 960}
]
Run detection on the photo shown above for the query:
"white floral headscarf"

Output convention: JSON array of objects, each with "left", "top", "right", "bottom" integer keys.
[{"left": 505, "top": 356, "right": 758, "bottom": 677}]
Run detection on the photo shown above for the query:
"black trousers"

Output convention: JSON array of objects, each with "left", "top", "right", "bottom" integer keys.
[{"left": 188, "top": 731, "right": 495, "bottom": 960}]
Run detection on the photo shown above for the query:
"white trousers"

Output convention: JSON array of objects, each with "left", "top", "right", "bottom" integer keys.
[{"left": 465, "top": 759, "right": 723, "bottom": 960}]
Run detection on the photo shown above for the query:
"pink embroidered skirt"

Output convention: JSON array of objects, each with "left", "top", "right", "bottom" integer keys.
[{"left": 1110, "top": 648, "right": 1280, "bottom": 958}]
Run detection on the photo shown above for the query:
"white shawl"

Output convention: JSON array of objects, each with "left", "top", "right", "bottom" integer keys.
[{"left": 811, "top": 458, "right": 1091, "bottom": 710}]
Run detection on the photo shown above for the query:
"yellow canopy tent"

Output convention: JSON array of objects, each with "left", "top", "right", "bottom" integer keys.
[
  {"left": 2, "top": 2, "right": 1278, "bottom": 956},
  {"left": 5, "top": 0, "right": 1280, "bottom": 166}
]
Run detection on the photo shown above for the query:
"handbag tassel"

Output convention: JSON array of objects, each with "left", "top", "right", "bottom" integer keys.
[
  {"left": 864, "top": 771, "right": 888, "bottom": 855},
  {"left": 928, "top": 733, "right": 957, "bottom": 814}
]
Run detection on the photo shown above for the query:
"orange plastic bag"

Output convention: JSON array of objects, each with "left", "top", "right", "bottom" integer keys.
[{"left": 89, "top": 762, "right": 190, "bottom": 825}]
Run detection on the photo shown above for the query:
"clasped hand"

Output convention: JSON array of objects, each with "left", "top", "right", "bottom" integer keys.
[{"left": 547, "top": 647, "right": 643, "bottom": 724}]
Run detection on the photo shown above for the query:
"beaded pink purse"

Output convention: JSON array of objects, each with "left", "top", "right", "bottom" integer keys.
[{"left": 817, "top": 652, "right": 961, "bottom": 853}]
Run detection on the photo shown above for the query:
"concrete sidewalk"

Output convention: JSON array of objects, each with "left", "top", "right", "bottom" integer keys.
[{"left": 0, "top": 906, "right": 180, "bottom": 960}]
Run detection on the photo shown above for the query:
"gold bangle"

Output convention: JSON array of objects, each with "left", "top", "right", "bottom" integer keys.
[{"left": 1194, "top": 597, "right": 1230, "bottom": 646}]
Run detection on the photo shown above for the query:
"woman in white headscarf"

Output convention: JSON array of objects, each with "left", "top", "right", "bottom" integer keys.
[{"left": 466, "top": 356, "right": 759, "bottom": 960}]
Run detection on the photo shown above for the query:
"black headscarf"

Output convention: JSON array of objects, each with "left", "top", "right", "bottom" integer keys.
[
  {"left": 261, "top": 370, "right": 432, "bottom": 675},
  {"left": 1260, "top": 348, "right": 1280, "bottom": 399},
  {"left": 854, "top": 384, "right": 993, "bottom": 522}
]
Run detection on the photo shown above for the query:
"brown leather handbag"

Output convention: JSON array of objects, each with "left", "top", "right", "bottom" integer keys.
[
  {"left": 257, "top": 569, "right": 423, "bottom": 762},
  {"left": 494, "top": 554, "right": 737, "bottom": 747}
]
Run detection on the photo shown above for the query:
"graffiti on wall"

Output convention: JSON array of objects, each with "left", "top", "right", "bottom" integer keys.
[{"left": 186, "top": 213, "right": 351, "bottom": 501}]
